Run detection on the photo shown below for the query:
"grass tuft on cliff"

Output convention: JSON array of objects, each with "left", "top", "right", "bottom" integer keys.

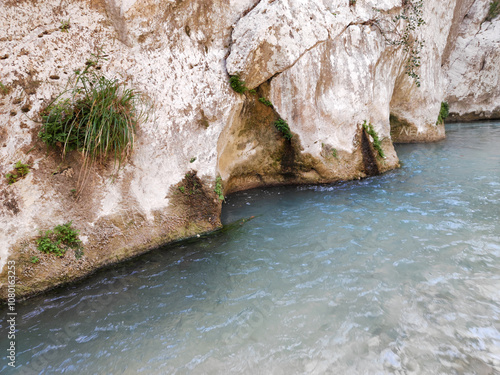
[{"left": 39, "top": 50, "right": 142, "bottom": 168}]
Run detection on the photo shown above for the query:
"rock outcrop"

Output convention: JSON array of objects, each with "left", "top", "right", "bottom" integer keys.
[
  {"left": 0, "top": 0, "right": 498, "bottom": 300},
  {"left": 443, "top": 0, "right": 500, "bottom": 121}
]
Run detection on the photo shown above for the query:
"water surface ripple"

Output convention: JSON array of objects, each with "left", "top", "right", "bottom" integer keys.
[{"left": 1, "top": 122, "right": 500, "bottom": 374}]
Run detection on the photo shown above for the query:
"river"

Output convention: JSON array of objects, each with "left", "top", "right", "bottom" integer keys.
[{"left": 1, "top": 122, "right": 500, "bottom": 374}]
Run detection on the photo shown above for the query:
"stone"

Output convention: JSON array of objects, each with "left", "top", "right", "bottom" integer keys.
[{"left": 0, "top": 0, "right": 498, "bottom": 299}]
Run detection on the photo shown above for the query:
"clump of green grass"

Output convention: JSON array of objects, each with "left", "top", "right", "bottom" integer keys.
[
  {"left": 5, "top": 161, "right": 30, "bottom": 185},
  {"left": 37, "top": 221, "right": 82, "bottom": 257},
  {"left": 436, "top": 101, "right": 449, "bottom": 125},
  {"left": 258, "top": 97, "right": 273, "bottom": 107},
  {"left": 39, "top": 51, "right": 142, "bottom": 170},
  {"left": 486, "top": 1, "right": 500, "bottom": 21},
  {"left": 229, "top": 75, "right": 248, "bottom": 94},
  {"left": 274, "top": 118, "right": 293, "bottom": 140},
  {"left": 362, "top": 120, "right": 385, "bottom": 158},
  {"left": 214, "top": 176, "right": 224, "bottom": 201}
]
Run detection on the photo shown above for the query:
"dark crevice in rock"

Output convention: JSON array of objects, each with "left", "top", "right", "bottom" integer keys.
[
  {"left": 280, "top": 139, "right": 296, "bottom": 177},
  {"left": 361, "top": 127, "right": 380, "bottom": 176}
]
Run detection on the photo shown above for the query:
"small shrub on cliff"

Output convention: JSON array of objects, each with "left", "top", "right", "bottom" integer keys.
[
  {"left": 5, "top": 161, "right": 30, "bottom": 185},
  {"left": 39, "top": 50, "right": 142, "bottom": 170},
  {"left": 214, "top": 176, "right": 224, "bottom": 201},
  {"left": 37, "top": 221, "right": 82, "bottom": 257},
  {"left": 362, "top": 121, "right": 385, "bottom": 158},
  {"left": 274, "top": 119, "right": 293, "bottom": 140},
  {"left": 436, "top": 101, "right": 449, "bottom": 125},
  {"left": 229, "top": 75, "right": 248, "bottom": 94},
  {"left": 486, "top": 1, "right": 500, "bottom": 21}
]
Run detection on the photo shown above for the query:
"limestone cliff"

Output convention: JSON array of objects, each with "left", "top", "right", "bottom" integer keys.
[
  {"left": 0, "top": 0, "right": 498, "bottom": 300},
  {"left": 443, "top": 0, "right": 500, "bottom": 121}
]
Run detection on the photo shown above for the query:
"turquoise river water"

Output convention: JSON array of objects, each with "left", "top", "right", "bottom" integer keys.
[{"left": 1, "top": 122, "right": 500, "bottom": 374}]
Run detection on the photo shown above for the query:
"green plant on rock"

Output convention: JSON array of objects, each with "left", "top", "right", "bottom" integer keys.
[
  {"left": 374, "top": 0, "right": 426, "bottom": 87},
  {"left": 486, "top": 1, "right": 500, "bottom": 21},
  {"left": 37, "top": 221, "right": 82, "bottom": 257},
  {"left": 31, "top": 256, "right": 40, "bottom": 264},
  {"left": 39, "top": 50, "right": 143, "bottom": 172},
  {"left": 214, "top": 176, "right": 224, "bottom": 201},
  {"left": 274, "top": 118, "right": 293, "bottom": 140},
  {"left": 229, "top": 75, "right": 248, "bottom": 94},
  {"left": 59, "top": 19, "right": 71, "bottom": 32},
  {"left": 436, "top": 101, "right": 449, "bottom": 125},
  {"left": 0, "top": 81, "right": 10, "bottom": 95},
  {"left": 258, "top": 97, "right": 273, "bottom": 107},
  {"left": 5, "top": 161, "right": 30, "bottom": 185},
  {"left": 362, "top": 120, "right": 385, "bottom": 158}
]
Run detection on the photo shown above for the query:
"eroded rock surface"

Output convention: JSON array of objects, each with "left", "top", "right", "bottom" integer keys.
[{"left": 444, "top": 0, "right": 500, "bottom": 121}]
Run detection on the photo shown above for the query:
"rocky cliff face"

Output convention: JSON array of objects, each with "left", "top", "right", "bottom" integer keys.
[
  {"left": 0, "top": 0, "right": 498, "bottom": 299},
  {"left": 443, "top": 0, "right": 500, "bottom": 121}
]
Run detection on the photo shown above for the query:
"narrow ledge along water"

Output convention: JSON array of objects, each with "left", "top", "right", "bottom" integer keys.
[{"left": 1, "top": 122, "right": 500, "bottom": 374}]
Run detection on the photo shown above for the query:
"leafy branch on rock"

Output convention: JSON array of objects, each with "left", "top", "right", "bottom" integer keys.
[
  {"left": 362, "top": 120, "right": 385, "bottom": 158},
  {"left": 374, "top": 0, "right": 426, "bottom": 87}
]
